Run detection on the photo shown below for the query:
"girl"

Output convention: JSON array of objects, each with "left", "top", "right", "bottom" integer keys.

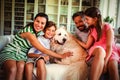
[
  {"left": 76, "top": 7, "right": 119, "bottom": 80},
  {"left": 0, "top": 13, "right": 71, "bottom": 80}
]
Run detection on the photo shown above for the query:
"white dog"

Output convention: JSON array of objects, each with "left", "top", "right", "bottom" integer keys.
[{"left": 50, "top": 27, "right": 88, "bottom": 80}]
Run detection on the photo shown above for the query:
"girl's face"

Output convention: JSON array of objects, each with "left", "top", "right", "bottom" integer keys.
[
  {"left": 34, "top": 16, "right": 47, "bottom": 33},
  {"left": 85, "top": 16, "right": 97, "bottom": 28},
  {"left": 44, "top": 26, "right": 56, "bottom": 39}
]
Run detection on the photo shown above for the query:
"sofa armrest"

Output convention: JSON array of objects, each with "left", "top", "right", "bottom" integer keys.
[{"left": 0, "top": 35, "right": 14, "bottom": 51}]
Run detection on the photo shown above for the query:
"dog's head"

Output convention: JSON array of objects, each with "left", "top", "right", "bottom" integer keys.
[{"left": 53, "top": 27, "right": 69, "bottom": 45}]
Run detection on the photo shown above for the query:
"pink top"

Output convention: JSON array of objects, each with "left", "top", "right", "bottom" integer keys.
[{"left": 88, "top": 23, "right": 120, "bottom": 62}]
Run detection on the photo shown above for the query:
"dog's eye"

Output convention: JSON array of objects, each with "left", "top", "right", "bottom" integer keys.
[
  {"left": 65, "top": 34, "right": 67, "bottom": 36},
  {"left": 58, "top": 33, "right": 61, "bottom": 35}
]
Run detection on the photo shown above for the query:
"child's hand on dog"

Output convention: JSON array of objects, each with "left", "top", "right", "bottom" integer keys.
[{"left": 62, "top": 52, "right": 73, "bottom": 58}]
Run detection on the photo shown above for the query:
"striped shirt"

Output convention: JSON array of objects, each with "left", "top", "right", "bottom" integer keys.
[{"left": 0, "top": 25, "right": 42, "bottom": 66}]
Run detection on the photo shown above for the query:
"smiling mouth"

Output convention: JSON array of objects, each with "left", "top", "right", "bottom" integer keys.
[{"left": 56, "top": 40, "right": 65, "bottom": 45}]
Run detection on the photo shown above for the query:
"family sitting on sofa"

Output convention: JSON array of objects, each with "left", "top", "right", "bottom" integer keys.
[{"left": 0, "top": 7, "right": 119, "bottom": 80}]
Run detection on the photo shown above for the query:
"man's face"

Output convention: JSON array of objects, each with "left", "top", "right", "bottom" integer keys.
[{"left": 73, "top": 16, "right": 86, "bottom": 31}]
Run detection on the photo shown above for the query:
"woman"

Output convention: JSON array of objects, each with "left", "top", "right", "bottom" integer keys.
[
  {"left": 76, "top": 7, "right": 119, "bottom": 80},
  {"left": 0, "top": 13, "right": 71, "bottom": 80}
]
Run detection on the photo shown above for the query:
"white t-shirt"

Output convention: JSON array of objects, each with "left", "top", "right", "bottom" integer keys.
[
  {"left": 28, "top": 35, "right": 50, "bottom": 56},
  {"left": 75, "top": 28, "right": 89, "bottom": 43}
]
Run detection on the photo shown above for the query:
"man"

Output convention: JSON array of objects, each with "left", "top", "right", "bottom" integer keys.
[{"left": 72, "top": 11, "right": 89, "bottom": 43}]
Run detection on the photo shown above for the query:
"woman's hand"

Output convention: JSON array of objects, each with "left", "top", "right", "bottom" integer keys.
[{"left": 61, "top": 52, "right": 73, "bottom": 58}]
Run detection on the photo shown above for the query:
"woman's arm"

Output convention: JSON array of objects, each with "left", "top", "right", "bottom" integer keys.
[{"left": 20, "top": 32, "right": 72, "bottom": 59}]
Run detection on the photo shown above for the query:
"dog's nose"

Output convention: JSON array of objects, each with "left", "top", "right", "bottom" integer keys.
[{"left": 63, "top": 38, "right": 66, "bottom": 43}]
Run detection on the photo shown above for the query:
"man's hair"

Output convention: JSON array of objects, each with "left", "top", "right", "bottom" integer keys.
[{"left": 72, "top": 11, "right": 85, "bottom": 20}]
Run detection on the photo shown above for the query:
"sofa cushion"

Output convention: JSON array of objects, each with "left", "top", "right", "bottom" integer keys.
[{"left": 33, "top": 64, "right": 69, "bottom": 80}]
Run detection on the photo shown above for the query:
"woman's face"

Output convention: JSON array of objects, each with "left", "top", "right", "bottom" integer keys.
[
  {"left": 44, "top": 26, "right": 56, "bottom": 39},
  {"left": 34, "top": 16, "right": 47, "bottom": 33},
  {"left": 85, "top": 16, "right": 97, "bottom": 28}
]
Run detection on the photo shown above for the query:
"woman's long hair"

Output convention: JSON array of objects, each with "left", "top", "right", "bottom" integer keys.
[{"left": 85, "top": 7, "right": 102, "bottom": 41}]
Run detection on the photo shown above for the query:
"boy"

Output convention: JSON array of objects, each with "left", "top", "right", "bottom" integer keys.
[{"left": 25, "top": 21, "right": 57, "bottom": 80}]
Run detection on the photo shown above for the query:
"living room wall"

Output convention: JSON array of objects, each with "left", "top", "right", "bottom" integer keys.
[{"left": 99, "top": 0, "right": 119, "bottom": 29}]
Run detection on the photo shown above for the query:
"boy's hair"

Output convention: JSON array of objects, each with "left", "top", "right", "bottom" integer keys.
[
  {"left": 43, "top": 21, "right": 57, "bottom": 32},
  {"left": 72, "top": 11, "right": 85, "bottom": 20}
]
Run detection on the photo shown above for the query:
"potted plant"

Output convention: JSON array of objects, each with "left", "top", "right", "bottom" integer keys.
[{"left": 103, "top": 16, "right": 113, "bottom": 23}]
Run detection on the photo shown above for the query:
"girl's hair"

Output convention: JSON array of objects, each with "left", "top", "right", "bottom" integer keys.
[
  {"left": 72, "top": 11, "right": 85, "bottom": 20},
  {"left": 43, "top": 21, "right": 57, "bottom": 32},
  {"left": 85, "top": 7, "right": 102, "bottom": 41}
]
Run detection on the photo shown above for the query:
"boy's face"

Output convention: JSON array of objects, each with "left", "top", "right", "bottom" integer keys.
[
  {"left": 44, "top": 26, "right": 56, "bottom": 39},
  {"left": 73, "top": 16, "right": 87, "bottom": 31}
]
